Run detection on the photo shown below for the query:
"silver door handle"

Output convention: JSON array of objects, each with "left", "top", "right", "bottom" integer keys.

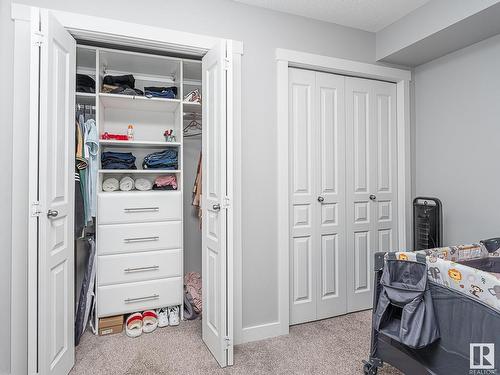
[
  {"left": 124, "top": 207, "right": 159, "bottom": 213},
  {"left": 47, "top": 209, "right": 59, "bottom": 218},
  {"left": 123, "top": 236, "right": 159, "bottom": 243},
  {"left": 212, "top": 203, "right": 221, "bottom": 211},
  {"left": 124, "top": 265, "right": 159, "bottom": 273},
  {"left": 317, "top": 196, "right": 325, "bottom": 203},
  {"left": 124, "top": 294, "right": 159, "bottom": 304},
  {"left": 369, "top": 194, "right": 377, "bottom": 201}
]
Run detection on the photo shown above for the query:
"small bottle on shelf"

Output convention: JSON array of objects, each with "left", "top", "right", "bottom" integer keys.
[{"left": 127, "top": 124, "right": 134, "bottom": 140}]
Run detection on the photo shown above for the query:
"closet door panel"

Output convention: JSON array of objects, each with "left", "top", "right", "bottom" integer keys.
[
  {"left": 289, "top": 68, "right": 317, "bottom": 324},
  {"left": 345, "top": 77, "right": 376, "bottom": 312},
  {"left": 372, "top": 81, "right": 398, "bottom": 253},
  {"left": 346, "top": 77, "right": 398, "bottom": 312},
  {"left": 315, "top": 72, "right": 347, "bottom": 319}
]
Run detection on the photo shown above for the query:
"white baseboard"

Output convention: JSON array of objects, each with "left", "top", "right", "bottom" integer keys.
[{"left": 238, "top": 321, "right": 289, "bottom": 344}]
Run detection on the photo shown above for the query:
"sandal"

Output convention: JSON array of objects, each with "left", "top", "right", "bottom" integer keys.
[
  {"left": 142, "top": 310, "right": 158, "bottom": 333},
  {"left": 125, "top": 313, "right": 143, "bottom": 338}
]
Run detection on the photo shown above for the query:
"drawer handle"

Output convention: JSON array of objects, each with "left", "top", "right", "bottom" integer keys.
[
  {"left": 124, "top": 207, "right": 160, "bottom": 213},
  {"left": 124, "top": 294, "right": 160, "bottom": 304},
  {"left": 123, "top": 236, "right": 159, "bottom": 243},
  {"left": 124, "top": 265, "right": 160, "bottom": 273}
]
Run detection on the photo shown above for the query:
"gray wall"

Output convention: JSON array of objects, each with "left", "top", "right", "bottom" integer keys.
[
  {"left": 183, "top": 136, "right": 203, "bottom": 275},
  {"left": 414, "top": 33, "right": 500, "bottom": 245},
  {"left": 7, "top": 0, "right": 375, "bottom": 335}
]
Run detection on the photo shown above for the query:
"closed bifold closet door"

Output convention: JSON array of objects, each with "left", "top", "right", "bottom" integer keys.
[{"left": 289, "top": 68, "right": 398, "bottom": 325}]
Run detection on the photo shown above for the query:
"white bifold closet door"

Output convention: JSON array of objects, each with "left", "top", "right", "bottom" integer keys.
[
  {"left": 34, "top": 9, "right": 76, "bottom": 375},
  {"left": 289, "top": 69, "right": 398, "bottom": 325},
  {"left": 289, "top": 69, "right": 347, "bottom": 325},
  {"left": 345, "top": 77, "right": 398, "bottom": 311}
]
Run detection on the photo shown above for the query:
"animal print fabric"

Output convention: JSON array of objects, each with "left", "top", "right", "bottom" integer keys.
[{"left": 392, "top": 244, "right": 500, "bottom": 313}]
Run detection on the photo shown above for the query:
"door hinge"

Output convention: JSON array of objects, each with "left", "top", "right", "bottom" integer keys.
[
  {"left": 33, "top": 31, "right": 44, "bottom": 47},
  {"left": 223, "top": 196, "right": 231, "bottom": 209},
  {"left": 224, "top": 335, "right": 232, "bottom": 348},
  {"left": 224, "top": 58, "right": 231, "bottom": 71},
  {"left": 31, "top": 201, "right": 42, "bottom": 217}
]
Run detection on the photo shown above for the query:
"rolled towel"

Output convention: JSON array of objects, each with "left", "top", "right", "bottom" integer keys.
[
  {"left": 102, "top": 177, "right": 119, "bottom": 192},
  {"left": 134, "top": 178, "right": 152, "bottom": 191},
  {"left": 119, "top": 176, "right": 134, "bottom": 191}
]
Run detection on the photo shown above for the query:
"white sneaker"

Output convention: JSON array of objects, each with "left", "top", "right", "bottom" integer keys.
[
  {"left": 157, "top": 308, "right": 169, "bottom": 328},
  {"left": 167, "top": 306, "right": 180, "bottom": 326}
]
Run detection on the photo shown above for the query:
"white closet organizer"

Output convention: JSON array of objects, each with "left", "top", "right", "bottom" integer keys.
[
  {"left": 288, "top": 68, "right": 398, "bottom": 325},
  {"left": 76, "top": 45, "right": 202, "bottom": 328}
]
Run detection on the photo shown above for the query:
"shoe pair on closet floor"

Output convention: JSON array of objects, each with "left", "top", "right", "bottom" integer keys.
[
  {"left": 125, "top": 310, "right": 158, "bottom": 338},
  {"left": 157, "top": 306, "right": 180, "bottom": 328},
  {"left": 125, "top": 306, "right": 179, "bottom": 338}
]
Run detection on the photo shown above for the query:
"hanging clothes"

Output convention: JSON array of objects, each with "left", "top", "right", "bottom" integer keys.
[
  {"left": 83, "top": 118, "right": 98, "bottom": 218},
  {"left": 192, "top": 153, "right": 202, "bottom": 226}
]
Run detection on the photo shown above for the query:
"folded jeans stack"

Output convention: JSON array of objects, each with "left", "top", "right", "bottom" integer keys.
[
  {"left": 153, "top": 175, "right": 177, "bottom": 190},
  {"left": 144, "top": 86, "right": 177, "bottom": 99},
  {"left": 142, "top": 149, "right": 178, "bottom": 170},
  {"left": 101, "top": 151, "right": 137, "bottom": 170}
]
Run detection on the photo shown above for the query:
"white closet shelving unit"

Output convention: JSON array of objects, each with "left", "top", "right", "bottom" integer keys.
[{"left": 76, "top": 44, "right": 202, "bottom": 331}]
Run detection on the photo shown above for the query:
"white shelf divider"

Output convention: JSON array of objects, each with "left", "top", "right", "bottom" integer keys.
[
  {"left": 99, "top": 92, "right": 181, "bottom": 113},
  {"left": 99, "top": 169, "right": 181, "bottom": 174},
  {"left": 99, "top": 139, "right": 181, "bottom": 148}
]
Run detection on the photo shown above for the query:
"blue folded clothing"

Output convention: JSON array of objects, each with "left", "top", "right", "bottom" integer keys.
[
  {"left": 142, "top": 148, "right": 178, "bottom": 170},
  {"left": 144, "top": 86, "right": 177, "bottom": 99},
  {"left": 101, "top": 151, "right": 137, "bottom": 170}
]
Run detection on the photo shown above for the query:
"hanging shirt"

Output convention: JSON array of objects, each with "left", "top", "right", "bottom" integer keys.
[{"left": 84, "top": 119, "right": 99, "bottom": 218}]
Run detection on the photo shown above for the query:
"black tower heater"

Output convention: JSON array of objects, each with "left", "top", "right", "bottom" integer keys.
[{"left": 413, "top": 197, "right": 442, "bottom": 251}]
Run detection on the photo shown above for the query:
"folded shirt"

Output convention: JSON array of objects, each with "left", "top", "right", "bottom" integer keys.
[
  {"left": 77, "top": 74, "right": 95, "bottom": 93},
  {"left": 154, "top": 175, "right": 178, "bottom": 189},
  {"left": 145, "top": 86, "right": 177, "bottom": 99}
]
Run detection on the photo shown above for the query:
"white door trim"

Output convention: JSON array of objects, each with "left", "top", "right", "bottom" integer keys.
[
  {"left": 11, "top": 4, "right": 243, "bottom": 373},
  {"left": 276, "top": 48, "right": 411, "bottom": 335}
]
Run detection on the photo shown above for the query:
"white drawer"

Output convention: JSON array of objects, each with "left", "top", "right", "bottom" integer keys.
[
  {"left": 98, "top": 191, "right": 182, "bottom": 224},
  {"left": 98, "top": 249, "right": 182, "bottom": 286},
  {"left": 97, "top": 221, "right": 181, "bottom": 255},
  {"left": 98, "top": 277, "right": 182, "bottom": 317}
]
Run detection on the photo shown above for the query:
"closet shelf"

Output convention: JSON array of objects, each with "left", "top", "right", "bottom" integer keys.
[
  {"left": 99, "top": 169, "right": 181, "bottom": 174},
  {"left": 98, "top": 189, "right": 180, "bottom": 195},
  {"left": 99, "top": 140, "right": 181, "bottom": 148},
  {"left": 99, "top": 93, "right": 180, "bottom": 113},
  {"left": 76, "top": 92, "right": 96, "bottom": 97},
  {"left": 183, "top": 101, "right": 202, "bottom": 114}
]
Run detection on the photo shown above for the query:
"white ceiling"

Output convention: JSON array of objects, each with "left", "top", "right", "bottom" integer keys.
[{"left": 233, "top": 0, "right": 431, "bottom": 32}]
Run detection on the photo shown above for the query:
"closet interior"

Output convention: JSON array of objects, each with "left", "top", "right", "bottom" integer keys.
[{"left": 74, "top": 44, "right": 203, "bottom": 341}]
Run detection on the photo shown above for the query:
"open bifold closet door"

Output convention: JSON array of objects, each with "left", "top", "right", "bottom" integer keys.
[
  {"left": 32, "top": 9, "right": 76, "bottom": 375},
  {"left": 201, "top": 39, "right": 234, "bottom": 367},
  {"left": 29, "top": 7, "right": 234, "bottom": 372}
]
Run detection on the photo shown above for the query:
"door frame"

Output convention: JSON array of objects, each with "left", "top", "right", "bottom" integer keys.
[
  {"left": 11, "top": 3, "right": 243, "bottom": 373},
  {"left": 276, "top": 48, "right": 411, "bottom": 335}
]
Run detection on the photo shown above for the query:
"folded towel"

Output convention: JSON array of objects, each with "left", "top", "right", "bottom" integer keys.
[
  {"left": 119, "top": 176, "right": 134, "bottom": 191},
  {"left": 102, "top": 178, "right": 119, "bottom": 192},
  {"left": 134, "top": 178, "right": 152, "bottom": 191}
]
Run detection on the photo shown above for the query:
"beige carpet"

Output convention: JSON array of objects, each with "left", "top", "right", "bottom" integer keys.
[{"left": 71, "top": 310, "right": 401, "bottom": 375}]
